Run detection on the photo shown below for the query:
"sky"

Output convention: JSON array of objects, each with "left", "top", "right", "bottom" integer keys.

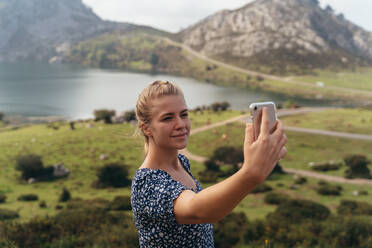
[{"left": 82, "top": 0, "right": 372, "bottom": 33}]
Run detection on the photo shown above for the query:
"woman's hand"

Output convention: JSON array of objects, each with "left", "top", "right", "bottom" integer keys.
[{"left": 242, "top": 107, "right": 287, "bottom": 184}]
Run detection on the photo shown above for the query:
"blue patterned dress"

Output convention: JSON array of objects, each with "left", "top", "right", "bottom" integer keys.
[{"left": 131, "top": 154, "right": 214, "bottom": 247}]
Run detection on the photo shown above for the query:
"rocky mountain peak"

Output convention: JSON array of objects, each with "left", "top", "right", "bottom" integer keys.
[{"left": 177, "top": 0, "right": 372, "bottom": 74}]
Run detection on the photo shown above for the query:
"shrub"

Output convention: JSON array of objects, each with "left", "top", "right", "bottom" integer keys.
[
  {"left": 317, "top": 184, "right": 342, "bottom": 195},
  {"left": 123, "top": 110, "right": 136, "bottom": 122},
  {"left": 251, "top": 183, "right": 272, "bottom": 194},
  {"left": 93, "top": 109, "right": 116, "bottom": 124},
  {"left": 18, "top": 194, "right": 38, "bottom": 201},
  {"left": 0, "top": 208, "right": 19, "bottom": 220},
  {"left": 59, "top": 188, "right": 71, "bottom": 202},
  {"left": 264, "top": 192, "right": 289, "bottom": 205},
  {"left": 243, "top": 219, "right": 266, "bottom": 243},
  {"left": 210, "top": 102, "right": 231, "bottom": 111},
  {"left": 294, "top": 176, "right": 307, "bottom": 185},
  {"left": 0, "top": 112, "right": 4, "bottom": 121},
  {"left": 344, "top": 154, "right": 371, "bottom": 179},
  {"left": 337, "top": 200, "right": 372, "bottom": 216},
  {"left": 15, "top": 154, "right": 44, "bottom": 180},
  {"left": 211, "top": 146, "right": 244, "bottom": 167},
  {"left": 2, "top": 199, "right": 139, "bottom": 247},
  {"left": 96, "top": 163, "right": 131, "bottom": 188},
  {"left": 311, "top": 162, "right": 341, "bottom": 171},
  {"left": 109, "top": 196, "right": 131, "bottom": 211},
  {"left": 267, "top": 199, "right": 330, "bottom": 224},
  {"left": 214, "top": 212, "right": 248, "bottom": 248},
  {"left": 204, "top": 159, "right": 220, "bottom": 172},
  {"left": 39, "top": 201, "right": 47, "bottom": 208},
  {"left": 0, "top": 194, "right": 6, "bottom": 203}
]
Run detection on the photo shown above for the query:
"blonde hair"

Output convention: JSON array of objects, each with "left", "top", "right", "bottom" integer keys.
[{"left": 136, "top": 80, "right": 184, "bottom": 156}]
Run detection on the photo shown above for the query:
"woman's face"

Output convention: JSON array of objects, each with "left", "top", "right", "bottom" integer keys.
[{"left": 146, "top": 94, "right": 191, "bottom": 151}]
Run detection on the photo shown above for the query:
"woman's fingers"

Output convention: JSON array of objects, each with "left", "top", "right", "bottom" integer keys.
[
  {"left": 244, "top": 123, "right": 254, "bottom": 146},
  {"left": 259, "top": 107, "right": 270, "bottom": 136},
  {"left": 278, "top": 146, "right": 288, "bottom": 160}
]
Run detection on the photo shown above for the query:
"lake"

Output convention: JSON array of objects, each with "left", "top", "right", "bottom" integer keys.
[{"left": 0, "top": 62, "right": 330, "bottom": 120}]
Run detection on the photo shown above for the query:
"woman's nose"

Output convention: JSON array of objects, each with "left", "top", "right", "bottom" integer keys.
[{"left": 175, "top": 116, "right": 186, "bottom": 128}]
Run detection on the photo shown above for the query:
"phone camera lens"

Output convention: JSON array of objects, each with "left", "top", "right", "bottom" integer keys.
[{"left": 254, "top": 106, "right": 257, "bottom": 110}]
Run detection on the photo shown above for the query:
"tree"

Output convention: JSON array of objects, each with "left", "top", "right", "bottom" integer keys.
[
  {"left": 0, "top": 112, "right": 4, "bottom": 121},
  {"left": 94, "top": 109, "right": 116, "bottom": 124},
  {"left": 150, "top": 53, "right": 159, "bottom": 72}
]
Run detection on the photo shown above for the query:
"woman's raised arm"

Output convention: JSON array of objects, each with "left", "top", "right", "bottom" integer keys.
[{"left": 174, "top": 107, "right": 287, "bottom": 224}]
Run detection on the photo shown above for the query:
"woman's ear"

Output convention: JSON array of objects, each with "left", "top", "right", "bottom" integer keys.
[{"left": 141, "top": 123, "right": 152, "bottom": 137}]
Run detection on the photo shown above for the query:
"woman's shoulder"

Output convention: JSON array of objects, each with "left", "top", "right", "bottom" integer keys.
[{"left": 178, "top": 153, "right": 191, "bottom": 171}]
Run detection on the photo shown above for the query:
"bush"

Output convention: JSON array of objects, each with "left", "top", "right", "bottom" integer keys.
[
  {"left": 59, "top": 188, "right": 71, "bottom": 202},
  {"left": 0, "top": 208, "right": 19, "bottom": 220},
  {"left": 267, "top": 199, "right": 330, "bottom": 224},
  {"left": 15, "top": 154, "right": 44, "bottom": 180},
  {"left": 109, "top": 196, "right": 132, "bottom": 211},
  {"left": 251, "top": 183, "right": 272, "bottom": 194},
  {"left": 0, "top": 194, "right": 6, "bottom": 203},
  {"left": 337, "top": 200, "right": 372, "bottom": 216},
  {"left": 2, "top": 199, "right": 139, "bottom": 247},
  {"left": 123, "top": 110, "right": 136, "bottom": 122},
  {"left": 96, "top": 163, "right": 131, "bottom": 188},
  {"left": 39, "top": 201, "right": 47, "bottom": 208},
  {"left": 317, "top": 184, "right": 342, "bottom": 195},
  {"left": 15, "top": 154, "right": 55, "bottom": 181},
  {"left": 93, "top": 109, "right": 116, "bottom": 124},
  {"left": 210, "top": 102, "right": 231, "bottom": 111},
  {"left": 211, "top": 146, "right": 243, "bottom": 167},
  {"left": 0, "top": 112, "right": 4, "bottom": 121},
  {"left": 311, "top": 162, "right": 341, "bottom": 171},
  {"left": 214, "top": 212, "right": 248, "bottom": 248},
  {"left": 204, "top": 159, "right": 220, "bottom": 172},
  {"left": 243, "top": 219, "right": 266, "bottom": 243},
  {"left": 344, "top": 154, "right": 371, "bottom": 179},
  {"left": 294, "top": 176, "right": 307, "bottom": 185},
  {"left": 264, "top": 192, "right": 289, "bottom": 205},
  {"left": 18, "top": 194, "right": 38, "bottom": 201}
]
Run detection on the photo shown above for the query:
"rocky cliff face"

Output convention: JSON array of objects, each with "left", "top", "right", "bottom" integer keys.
[
  {"left": 177, "top": 0, "right": 372, "bottom": 73},
  {"left": 0, "top": 0, "right": 132, "bottom": 62}
]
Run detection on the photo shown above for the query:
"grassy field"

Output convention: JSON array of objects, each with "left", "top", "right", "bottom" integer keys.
[
  {"left": 1, "top": 108, "right": 371, "bottom": 225},
  {"left": 294, "top": 68, "right": 372, "bottom": 91},
  {"left": 189, "top": 109, "right": 243, "bottom": 129},
  {"left": 187, "top": 121, "right": 372, "bottom": 177},
  {"left": 281, "top": 108, "right": 372, "bottom": 134},
  {"left": 0, "top": 121, "right": 143, "bottom": 221}
]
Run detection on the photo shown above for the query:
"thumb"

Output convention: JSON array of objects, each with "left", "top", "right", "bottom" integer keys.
[{"left": 244, "top": 123, "right": 254, "bottom": 146}]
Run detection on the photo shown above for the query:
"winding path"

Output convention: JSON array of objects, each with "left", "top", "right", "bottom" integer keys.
[{"left": 181, "top": 107, "right": 372, "bottom": 186}]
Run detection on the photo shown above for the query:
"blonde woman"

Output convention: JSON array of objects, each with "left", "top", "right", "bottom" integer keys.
[{"left": 131, "top": 81, "right": 287, "bottom": 247}]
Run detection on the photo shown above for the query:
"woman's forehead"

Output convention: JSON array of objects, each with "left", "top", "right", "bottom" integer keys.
[{"left": 151, "top": 95, "right": 187, "bottom": 113}]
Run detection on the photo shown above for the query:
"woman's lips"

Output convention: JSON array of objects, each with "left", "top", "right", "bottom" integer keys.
[{"left": 172, "top": 133, "right": 187, "bottom": 138}]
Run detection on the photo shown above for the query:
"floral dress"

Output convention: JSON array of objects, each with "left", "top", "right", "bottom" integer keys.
[{"left": 131, "top": 154, "right": 214, "bottom": 247}]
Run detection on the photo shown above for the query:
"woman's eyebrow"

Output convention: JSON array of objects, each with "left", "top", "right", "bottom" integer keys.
[{"left": 161, "top": 109, "right": 188, "bottom": 117}]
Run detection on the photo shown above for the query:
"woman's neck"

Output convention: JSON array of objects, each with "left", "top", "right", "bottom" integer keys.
[{"left": 142, "top": 145, "right": 180, "bottom": 171}]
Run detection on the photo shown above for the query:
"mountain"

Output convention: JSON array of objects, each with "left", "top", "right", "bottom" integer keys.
[
  {"left": 0, "top": 0, "right": 167, "bottom": 62},
  {"left": 177, "top": 0, "right": 372, "bottom": 74}
]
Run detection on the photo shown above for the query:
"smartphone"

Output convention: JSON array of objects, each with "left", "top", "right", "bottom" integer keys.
[{"left": 249, "top": 102, "right": 277, "bottom": 140}]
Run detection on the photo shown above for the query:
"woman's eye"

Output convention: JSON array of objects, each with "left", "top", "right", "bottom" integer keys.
[
  {"left": 163, "top": 117, "right": 172, "bottom": 121},
  {"left": 181, "top": 113, "right": 188, "bottom": 118}
]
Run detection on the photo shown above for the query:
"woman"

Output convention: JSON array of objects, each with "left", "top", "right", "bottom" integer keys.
[{"left": 131, "top": 80, "right": 287, "bottom": 247}]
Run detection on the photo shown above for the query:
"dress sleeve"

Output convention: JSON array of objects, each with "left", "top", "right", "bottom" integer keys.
[{"left": 139, "top": 171, "right": 188, "bottom": 224}]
